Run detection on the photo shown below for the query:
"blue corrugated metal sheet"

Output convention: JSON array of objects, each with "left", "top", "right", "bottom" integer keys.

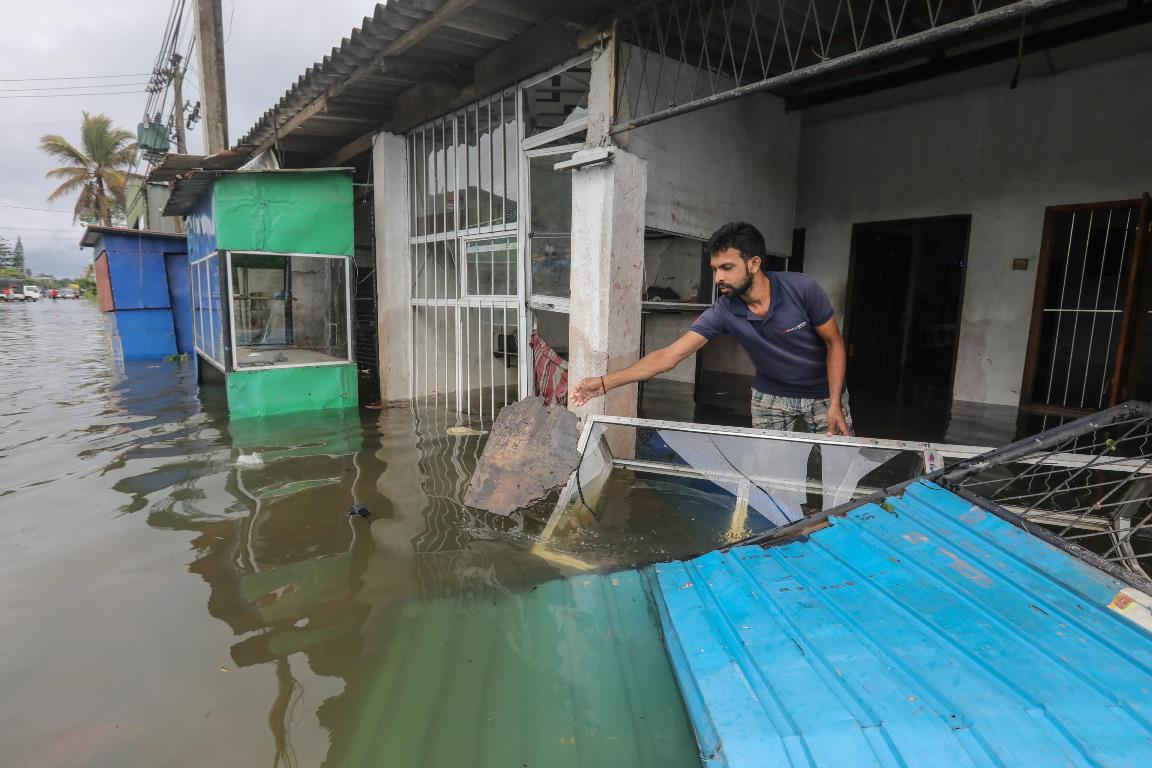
[
  {"left": 651, "top": 479, "right": 1152, "bottom": 767},
  {"left": 103, "top": 232, "right": 174, "bottom": 310},
  {"left": 106, "top": 309, "right": 177, "bottom": 359}
]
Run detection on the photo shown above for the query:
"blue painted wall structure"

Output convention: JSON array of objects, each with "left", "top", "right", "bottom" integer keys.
[
  {"left": 82, "top": 227, "right": 190, "bottom": 360},
  {"left": 651, "top": 479, "right": 1152, "bottom": 767}
]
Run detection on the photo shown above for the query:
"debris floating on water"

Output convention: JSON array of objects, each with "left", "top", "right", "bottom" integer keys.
[
  {"left": 347, "top": 502, "right": 370, "bottom": 518},
  {"left": 236, "top": 453, "right": 264, "bottom": 467},
  {"left": 463, "top": 396, "right": 581, "bottom": 516},
  {"left": 446, "top": 426, "right": 487, "bottom": 437}
]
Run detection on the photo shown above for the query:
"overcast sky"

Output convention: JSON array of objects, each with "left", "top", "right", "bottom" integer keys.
[{"left": 0, "top": 0, "right": 377, "bottom": 278}]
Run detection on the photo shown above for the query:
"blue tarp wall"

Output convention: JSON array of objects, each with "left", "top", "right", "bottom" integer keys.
[{"left": 86, "top": 230, "right": 191, "bottom": 360}]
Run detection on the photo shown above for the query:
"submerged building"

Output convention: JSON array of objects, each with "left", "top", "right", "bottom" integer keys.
[{"left": 192, "top": 0, "right": 1152, "bottom": 441}]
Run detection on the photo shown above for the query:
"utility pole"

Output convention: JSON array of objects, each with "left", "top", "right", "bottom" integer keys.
[
  {"left": 194, "top": 0, "right": 229, "bottom": 154},
  {"left": 170, "top": 53, "right": 187, "bottom": 154}
]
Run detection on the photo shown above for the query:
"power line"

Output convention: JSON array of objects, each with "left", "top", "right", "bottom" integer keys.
[
  {"left": 0, "top": 121, "right": 79, "bottom": 129},
  {"left": 0, "top": 82, "right": 151, "bottom": 93},
  {"left": 0, "top": 205, "right": 74, "bottom": 213},
  {"left": 0, "top": 225, "right": 85, "bottom": 232},
  {"left": 0, "top": 72, "right": 151, "bottom": 82},
  {"left": 0, "top": 90, "right": 148, "bottom": 100}
]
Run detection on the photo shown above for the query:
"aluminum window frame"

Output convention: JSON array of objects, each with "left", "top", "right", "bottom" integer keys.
[
  {"left": 225, "top": 250, "right": 355, "bottom": 373},
  {"left": 190, "top": 250, "right": 226, "bottom": 373}
]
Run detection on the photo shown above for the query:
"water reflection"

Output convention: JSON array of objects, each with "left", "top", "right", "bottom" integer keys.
[{"left": 0, "top": 302, "right": 697, "bottom": 767}]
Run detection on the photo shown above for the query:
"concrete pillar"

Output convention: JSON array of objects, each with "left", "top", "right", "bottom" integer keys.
[
  {"left": 567, "top": 147, "right": 647, "bottom": 420},
  {"left": 373, "top": 132, "right": 411, "bottom": 403}
]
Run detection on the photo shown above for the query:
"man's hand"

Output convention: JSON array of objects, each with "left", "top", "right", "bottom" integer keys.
[
  {"left": 571, "top": 377, "right": 606, "bottom": 407},
  {"left": 826, "top": 405, "right": 850, "bottom": 436}
]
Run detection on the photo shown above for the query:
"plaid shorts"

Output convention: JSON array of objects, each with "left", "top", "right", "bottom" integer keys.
[{"left": 750, "top": 389, "right": 854, "bottom": 434}]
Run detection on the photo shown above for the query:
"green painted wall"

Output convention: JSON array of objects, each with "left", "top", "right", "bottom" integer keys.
[
  {"left": 213, "top": 171, "right": 354, "bottom": 255},
  {"left": 225, "top": 364, "right": 359, "bottom": 419}
]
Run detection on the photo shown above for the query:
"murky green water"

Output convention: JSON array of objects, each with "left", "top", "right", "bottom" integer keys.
[{"left": 0, "top": 302, "right": 699, "bottom": 767}]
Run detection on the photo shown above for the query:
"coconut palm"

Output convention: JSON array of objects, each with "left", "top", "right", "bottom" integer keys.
[{"left": 40, "top": 112, "right": 140, "bottom": 225}]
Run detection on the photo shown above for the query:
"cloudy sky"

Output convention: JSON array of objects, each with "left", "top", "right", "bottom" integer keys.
[{"left": 0, "top": 0, "right": 377, "bottom": 278}]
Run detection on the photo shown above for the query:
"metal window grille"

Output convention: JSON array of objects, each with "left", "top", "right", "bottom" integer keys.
[
  {"left": 937, "top": 401, "right": 1152, "bottom": 584},
  {"left": 1021, "top": 198, "right": 1152, "bottom": 424},
  {"left": 613, "top": 0, "right": 1034, "bottom": 130},
  {"left": 734, "top": 402, "right": 1152, "bottom": 586},
  {"left": 407, "top": 89, "right": 521, "bottom": 422}
]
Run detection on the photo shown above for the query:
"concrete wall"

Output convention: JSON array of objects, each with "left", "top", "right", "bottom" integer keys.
[
  {"left": 615, "top": 44, "right": 801, "bottom": 253},
  {"left": 797, "top": 51, "right": 1152, "bottom": 407}
]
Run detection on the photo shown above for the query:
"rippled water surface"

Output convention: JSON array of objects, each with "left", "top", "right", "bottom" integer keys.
[{"left": 0, "top": 301, "right": 699, "bottom": 768}]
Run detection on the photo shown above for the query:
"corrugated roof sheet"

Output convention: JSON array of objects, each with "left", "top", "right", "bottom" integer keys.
[
  {"left": 651, "top": 479, "right": 1152, "bottom": 767},
  {"left": 234, "top": 1, "right": 618, "bottom": 158}
]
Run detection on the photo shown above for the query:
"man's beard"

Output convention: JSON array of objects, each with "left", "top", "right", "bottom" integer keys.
[{"left": 718, "top": 271, "right": 753, "bottom": 298}]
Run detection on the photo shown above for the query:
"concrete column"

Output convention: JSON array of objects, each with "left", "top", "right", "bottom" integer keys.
[
  {"left": 373, "top": 132, "right": 411, "bottom": 403},
  {"left": 568, "top": 147, "right": 647, "bottom": 419}
]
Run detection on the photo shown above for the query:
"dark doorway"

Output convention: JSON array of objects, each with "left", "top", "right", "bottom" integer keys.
[
  {"left": 1020, "top": 196, "right": 1151, "bottom": 433},
  {"left": 846, "top": 216, "right": 970, "bottom": 439}
]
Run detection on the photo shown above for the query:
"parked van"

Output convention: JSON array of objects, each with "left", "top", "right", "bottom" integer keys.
[{"left": 22, "top": 286, "right": 41, "bottom": 302}]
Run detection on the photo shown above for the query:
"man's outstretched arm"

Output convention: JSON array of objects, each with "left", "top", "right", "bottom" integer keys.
[{"left": 570, "top": 331, "right": 709, "bottom": 406}]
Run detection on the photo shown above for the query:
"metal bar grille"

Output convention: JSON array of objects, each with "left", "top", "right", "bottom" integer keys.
[
  {"left": 612, "top": 0, "right": 1066, "bottom": 131},
  {"left": 940, "top": 401, "right": 1152, "bottom": 582},
  {"left": 406, "top": 89, "right": 521, "bottom": 424},
  {"left": 1024, "top": 202, "right": 1144, "bottom": 418}
]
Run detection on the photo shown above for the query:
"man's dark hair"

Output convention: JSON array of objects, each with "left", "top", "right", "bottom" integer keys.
[{"left": 705, "top": 222, "right": 767, "bottom": 262}]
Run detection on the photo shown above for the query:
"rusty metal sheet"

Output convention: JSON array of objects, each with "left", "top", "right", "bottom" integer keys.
[{"left": 464, "top": 396, "right": 581, "bottom": 516}]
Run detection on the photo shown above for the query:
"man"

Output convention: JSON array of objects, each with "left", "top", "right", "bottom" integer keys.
[{"left": 571, "top": 221, "right": 852, "bottom": 435}]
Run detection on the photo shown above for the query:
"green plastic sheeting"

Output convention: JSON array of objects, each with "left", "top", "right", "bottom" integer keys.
[
  {"left": 328, "top": 570, "right": 701, "bottom": 768},
  {"left": 225, "top": 364, "right": 359, "bottom": 419},
  {"left": 213, "top": 171, "right": 354, "bottom": 256}
]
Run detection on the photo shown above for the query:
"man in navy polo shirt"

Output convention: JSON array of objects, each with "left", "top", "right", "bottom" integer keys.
[{"left": 572, "top": 221, "right": 851, "bottom": 435}]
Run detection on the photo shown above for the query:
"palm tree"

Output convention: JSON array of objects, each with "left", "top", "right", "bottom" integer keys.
[{"left": 40, "top": 112, "right": 140, "bottom": 225}]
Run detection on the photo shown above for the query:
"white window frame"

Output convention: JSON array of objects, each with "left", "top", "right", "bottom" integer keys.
[
  {"left": 460, "top": 231, "right": 519, "bottom": 301},
  {"left": 226, "top": 250, "right": 355, "bottom": 372},
  {"left": 190, "top": 250, "right": 226, "bottom": 373}
]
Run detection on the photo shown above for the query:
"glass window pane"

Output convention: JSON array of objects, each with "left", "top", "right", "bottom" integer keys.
[
  {"left": 503, "top": 90, "right": 518, "bottom": 223},
  {"left": 466, "top": 237, "right": 515, "bottom": 296},
  {"left": 530, "top": 235, "right": 571, "bottom": 299},
  {"left": 466, "top": 106, "right": 480, "bottom": 229},
  {"left": 529, "top": 153, "right": 572, "bottom": 298},
  {"left": 492, "top": 97, "right": 505, "bottom": 227},
  {"left": 479, "top": 100, "right": 493, "bottom": 228},
  {"left": 522, "top": 60, "right": 591, "bottom": 139},
  {"left": 542, "top": 422, "right": 926, "bottom": 567},
  {"left": 412, "top": 131, "right": 426, "bottom": 237},
  {"left": 229, "top": 253, "right": 349, "bottom": 368},
  {"left": 455, "top": 113, "right": 468, "bottom": 232}
]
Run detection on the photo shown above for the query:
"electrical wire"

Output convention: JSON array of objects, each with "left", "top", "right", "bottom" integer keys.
[
  {"left": 0, "top": 82, "right": 151, "bottom": 93},
  {"left": 0, "top": 90, "right": 148, "bottom": 100},
  {"left": 0, "top": 73, "right": 151, "bottom": 82}
]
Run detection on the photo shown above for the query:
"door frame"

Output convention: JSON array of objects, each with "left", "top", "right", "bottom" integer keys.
[
  {"left": 844, "top": 214, "right": 971, "bottom": 406},
  {"left": 1019, "top": 196, "right": 1151, "bottom": 418}
]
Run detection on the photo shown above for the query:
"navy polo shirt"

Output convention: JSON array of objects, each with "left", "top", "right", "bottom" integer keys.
[{"left": 690, "top": 272, "right": 835, "bottom": 398}]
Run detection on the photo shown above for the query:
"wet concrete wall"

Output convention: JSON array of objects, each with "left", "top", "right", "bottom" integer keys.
[{"left": 796, "top": 50, "right": 1152, "bottom": 406}]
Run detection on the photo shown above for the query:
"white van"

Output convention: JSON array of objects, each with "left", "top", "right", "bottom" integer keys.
[{"left": 22, "top": 286, "right": 41, "bottom": 302}]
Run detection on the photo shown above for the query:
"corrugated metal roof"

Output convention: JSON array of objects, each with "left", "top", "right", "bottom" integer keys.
[
  {"left": 234, "top": 0, "right": 619, "bottom": 160},
  {"left": 651, "top": 479, "right": 1152, "bottom": 767},
  {"left": 329, "top": 568, "right": 702, "bottom": 767},
  {"left": 79, "top": 225, "right": 187, "bottom": 249}
]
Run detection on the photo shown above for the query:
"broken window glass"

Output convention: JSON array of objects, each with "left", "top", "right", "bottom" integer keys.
[{"left": 535, "top": 421, "right": 931, "bottom": 568}]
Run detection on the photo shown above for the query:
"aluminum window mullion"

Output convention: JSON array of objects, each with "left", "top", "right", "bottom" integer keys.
[{"left": 226, "top": 252, "right": 238, "bottom": 371}]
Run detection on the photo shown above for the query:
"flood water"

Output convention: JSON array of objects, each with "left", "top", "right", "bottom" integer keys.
[{"left": 0, "top": 301, "right": 700, "bottom": 768}]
